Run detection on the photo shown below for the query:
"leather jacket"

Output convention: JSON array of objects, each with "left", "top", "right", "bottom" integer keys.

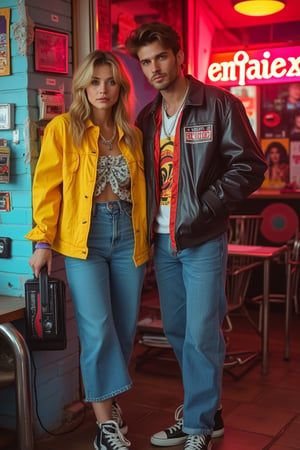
[{"left": 136, "top": 75, "right": 267, "bottom": 251}]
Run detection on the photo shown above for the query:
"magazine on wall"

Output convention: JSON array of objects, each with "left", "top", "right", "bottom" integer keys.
[
  {"left": 290, "top": 141, "right": 300, "bottom": 189},
  {"left": 261, "top": 138, "right": 290, "bottom": 189}
]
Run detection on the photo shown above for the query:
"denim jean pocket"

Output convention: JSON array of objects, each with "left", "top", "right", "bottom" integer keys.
[{"left": 120, "top": 201, "right": 132, "bottom": 218}]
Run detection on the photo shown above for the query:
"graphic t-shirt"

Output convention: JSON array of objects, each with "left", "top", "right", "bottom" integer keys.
[{"left": 154, "top": 108, "right": 180, "bottom": 233}]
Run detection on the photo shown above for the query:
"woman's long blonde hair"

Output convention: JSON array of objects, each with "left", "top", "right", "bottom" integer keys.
[{"left": 69, "top": 50, "right": 138, "bottom": 149}]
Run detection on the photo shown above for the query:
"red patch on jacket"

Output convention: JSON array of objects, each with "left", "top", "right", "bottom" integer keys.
[{"left": 184, "top": 125, "right": 213, "bottom": 143}]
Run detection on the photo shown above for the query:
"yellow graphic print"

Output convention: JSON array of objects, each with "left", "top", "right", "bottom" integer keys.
[{"left": 159, "top": 137, "right": 174, "bottom": 206}]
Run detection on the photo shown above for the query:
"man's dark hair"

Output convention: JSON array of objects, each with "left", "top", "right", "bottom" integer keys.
[{"left": 125, "top": 22, "right": 182, "bottom": 59}]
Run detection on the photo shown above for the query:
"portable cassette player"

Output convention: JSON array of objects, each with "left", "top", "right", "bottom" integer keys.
[{"left": 24, "top": 267, "right": 66, "bottom": 350}]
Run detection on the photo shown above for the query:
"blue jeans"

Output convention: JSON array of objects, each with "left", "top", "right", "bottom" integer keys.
[
  {"left": 65, "top": 201, "right": 145, "bottom": 402},
  {"left": 153, "top": 233, "right": 227, "bottom": 435}
]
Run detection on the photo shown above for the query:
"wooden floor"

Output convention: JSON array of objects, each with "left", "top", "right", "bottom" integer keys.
[{"left": 2, "top": 291, "right": 300, "bottom": 450}]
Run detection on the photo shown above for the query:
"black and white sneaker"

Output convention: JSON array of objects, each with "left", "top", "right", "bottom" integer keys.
[
  {"left": 184, "top": 434, "right": 212, "bottom": 450},
  {"left": 112, "top": 401, "right": 128, "bottom": 435},
  {"left": 212, "top": 407, "right": 224, "bottom": 438},
  {"left": 94, "top": 420, "right": 131, "bottom": 450},
  {"left": 150, "top": 405, "right": 186, "bottom": 446},
  {"left": 150, "top": 405, "right": 224, "bottom": 447}
]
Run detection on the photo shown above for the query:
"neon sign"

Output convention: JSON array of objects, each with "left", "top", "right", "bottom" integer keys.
[{"left": 207, "top": 46, "right": 300, "bottom": 86}]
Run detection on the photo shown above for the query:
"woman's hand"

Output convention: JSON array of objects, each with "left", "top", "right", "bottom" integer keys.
[{"left": 29, "top": 249, "right": 52, "bottom": 278}]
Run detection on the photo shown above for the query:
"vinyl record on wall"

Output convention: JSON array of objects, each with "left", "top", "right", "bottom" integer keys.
[{"left": 261, "top": 203, "right": 299, "bottom": 243}]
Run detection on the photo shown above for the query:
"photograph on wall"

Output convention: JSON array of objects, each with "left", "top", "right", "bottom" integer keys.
[
  {"left": 261, "top": 82, "right": 300, "bottom": 139},
  {"left": 290, "top": 141, "right": 300, "bottom": 188},
  {"left": 230, "top": 85, "right": 258, "bottom": 136},
  {"left": 290, "top": 110, "right": 300, "bottom": 140},
  {"left": 34, "top": 28, "right": 68, "bottom": 74},
  {"left": 261, "top": 138, "right": 290, "bottom": 189}
]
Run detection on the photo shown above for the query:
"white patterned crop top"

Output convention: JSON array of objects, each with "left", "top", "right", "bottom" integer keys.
[{"left": 94, "top": 154, "right": 131, "bottom": 202}]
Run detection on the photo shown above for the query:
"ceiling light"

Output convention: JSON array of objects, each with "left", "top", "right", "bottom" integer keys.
[{"left": 232, "top": 0, "right": 286, "bottom": 16}]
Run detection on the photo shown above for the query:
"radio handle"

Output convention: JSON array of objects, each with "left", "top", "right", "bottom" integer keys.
[{"left": 39, "top": 266, "right": 49, "bottom": 308}]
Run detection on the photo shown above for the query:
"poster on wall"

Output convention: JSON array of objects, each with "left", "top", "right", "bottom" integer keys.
[
  {"left": 261, "top": 138, "right": 290, "bottom": 189},
  {"left": 0, "top": 8, "right": 11, "bottom": 76},
  {"left": 261, "top": 82, "right": 300, "bottom": 139},
  {"left": 290, "top": 141, "right": 300, "bottom": 188},
  {"left": 230, "top": 85, "right": 258, "bottom": 136}
]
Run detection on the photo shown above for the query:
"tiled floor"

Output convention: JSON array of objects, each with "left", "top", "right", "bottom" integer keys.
[{"left": 2, "top": 292, "right": 300, "bottom": 450}]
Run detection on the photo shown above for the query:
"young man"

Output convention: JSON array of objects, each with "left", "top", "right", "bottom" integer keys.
[{"left": 126, "top": 22, "right": 267, "bottom": 450}]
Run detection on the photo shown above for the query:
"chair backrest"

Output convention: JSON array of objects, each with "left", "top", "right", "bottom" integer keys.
[
  {"left": 291, "top": 233, "right": 300, "bottom": 261},
  {"left": 228, "top": 215, "right": 263, "bottom": 245},
  {"left": 226, "top": 215, "right": 263, "bottom": 309}
]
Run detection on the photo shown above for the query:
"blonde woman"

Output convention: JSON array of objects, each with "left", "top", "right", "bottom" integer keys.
[{"left": 26, "top": 50, "right": 149, "bottom": 450}]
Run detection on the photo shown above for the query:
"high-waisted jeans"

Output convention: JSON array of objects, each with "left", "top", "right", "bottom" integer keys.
[
  {"left": 65, "top": 201, "right": 145, "bottom": 402},
  {"left": 153, "top": 233, "right": 227, "bottom": 435}
]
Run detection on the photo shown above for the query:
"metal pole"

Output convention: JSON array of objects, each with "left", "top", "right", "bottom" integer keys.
[{"left": 0, "top": 323, "right": 34, "bottom": 450}]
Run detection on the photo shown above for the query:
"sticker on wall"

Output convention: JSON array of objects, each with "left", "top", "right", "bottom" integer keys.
[
  {"left": 0, "top": 192, "right": 10, "bottom": 211},
  {"left": 261, "top": 203, "right": 299, "bottom": 243}
]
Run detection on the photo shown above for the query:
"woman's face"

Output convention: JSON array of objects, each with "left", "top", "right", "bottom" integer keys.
[
  {"left": 269, "top": 147, "right": 280, "bottom": 163},
  {"left": 86, "top": 63, "right": 120, "bottom": 112}
]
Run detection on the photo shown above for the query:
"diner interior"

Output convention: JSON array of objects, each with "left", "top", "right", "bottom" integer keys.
[{"left": 1, "top": 0, "right": 300, "bottom": 449}]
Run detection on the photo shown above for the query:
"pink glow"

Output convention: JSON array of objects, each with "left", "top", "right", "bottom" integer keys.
[{"left": 207, "top": 46, "right": 300, "bottom": 86}]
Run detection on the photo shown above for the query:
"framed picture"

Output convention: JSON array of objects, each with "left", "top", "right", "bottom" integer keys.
[
  {"left": 261, "top": 82, "right": 300, "bottom": 139},
  {"left": 34, "top": 28, "right": 68, "bottom": 74},
  {"left": 0, "top": 103, "right": 14, "bottom": 130},
  {"left": 0, "top": 8, "right": 11, "bottom": 76},
  {"left": 261, "top": 138, "right": 290, "bottom": 189},
  {"left": 230, "top": 85, "right": 259, "bottom": 137}
]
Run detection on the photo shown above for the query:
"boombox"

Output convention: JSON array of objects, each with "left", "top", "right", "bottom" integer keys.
[{"left": 24, "top": 267, "right": 66, "bottom": 350}]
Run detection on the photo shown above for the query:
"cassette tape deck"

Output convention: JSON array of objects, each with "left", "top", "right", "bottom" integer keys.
[{"left": 25, "top": 267, "right": 66, "bottom": 350}]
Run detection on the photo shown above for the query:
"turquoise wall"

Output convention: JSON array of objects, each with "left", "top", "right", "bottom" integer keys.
[
  {"left": 0, "top": 0, "right": 31, "bottom": 296},
  {"left": 0, "top": 0, "right": 81, "bottom": 436}
]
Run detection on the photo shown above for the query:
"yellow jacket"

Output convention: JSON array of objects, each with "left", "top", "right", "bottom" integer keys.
[{"left": 25, "top": 113, "right": 149, "bottom": 266}]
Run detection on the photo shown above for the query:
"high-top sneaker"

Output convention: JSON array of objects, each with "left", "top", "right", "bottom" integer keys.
[
  {"left": 112, "top": 401, "right": 128, "bottom": 435},
  {"left": 94, "top": 420, "right": 131, "bottom": 450},
  {"left": 150, "top": 405, "right": 224, "bottom": 446},
  {"left": 184, "top": 434, "right": 212, "bottom": 450}
]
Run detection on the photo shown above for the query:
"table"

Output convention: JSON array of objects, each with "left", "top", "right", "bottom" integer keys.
[
  {"left": 0, "top": 296, "right": 34, "bottom": 450},
  {"left": 228, "top": 244, "right": 291, "bottom": 376}
]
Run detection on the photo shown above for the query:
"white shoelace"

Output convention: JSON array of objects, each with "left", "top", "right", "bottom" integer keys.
[
  {"left": 112, "top": 402, "right": 123, "bottom": 425},
  {"left": 185, "top": 434, "right": 210, "bottom": 449},
  {"left": 166, "top": 404, "right": 184, "bottom": 434},
  {"left": 102, "top": 421, "right": 131, "bottom": 449}
]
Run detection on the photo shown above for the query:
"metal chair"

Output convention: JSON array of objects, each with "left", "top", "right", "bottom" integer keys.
[
  {"left": 228, "top": 214, "right": 263, "bottom": 246},
  {"left": 225, "top": 214, "right": 263, "bottom": 331},
  {"left": 252, "top": 232, "right": 300, "bottom": 347},
  {"left": 290, "top": 237, "right": 300, "bottom": 315},
  {"left": 224, "top": 215, "right": 264, "bottom": 375}
]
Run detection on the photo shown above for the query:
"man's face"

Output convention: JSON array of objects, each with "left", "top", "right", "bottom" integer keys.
[
  {"left": 137, "top": 40, "right": 183, "bottom": 91},
  {"left": 289, "top": 83, "right": 300, "bottom": 102}
]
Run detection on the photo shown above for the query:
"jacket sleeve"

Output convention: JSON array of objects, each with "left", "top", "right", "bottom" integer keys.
[
  {"left": 201, "top": 98, "right": 268, "bottom": 216},
  {"left": 25, "top": 117, "right": 64, "bottom": 244}
]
